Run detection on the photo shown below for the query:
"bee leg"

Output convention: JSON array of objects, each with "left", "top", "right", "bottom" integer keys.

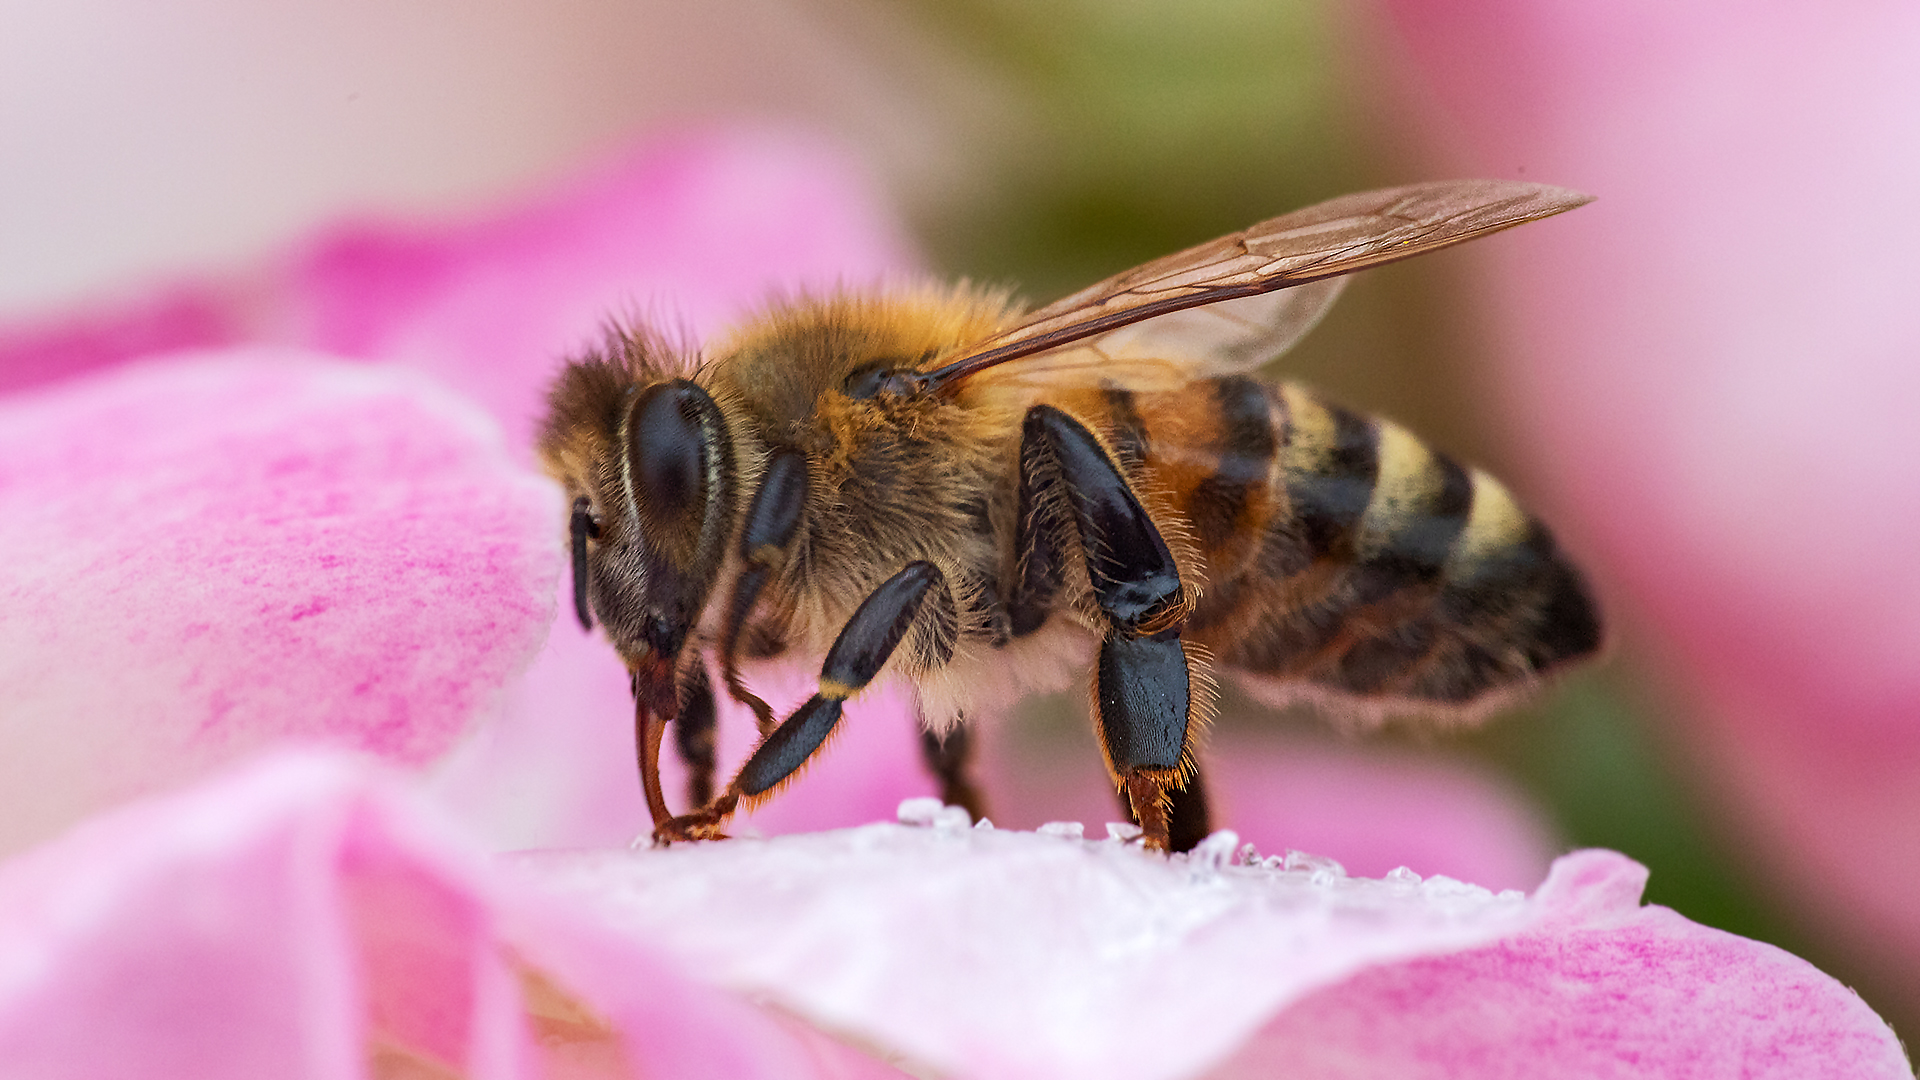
[
  {"left": 1117, "top": 759, "right": 1213, "bottom": 854},
  {"left": 1007, "top": 411, "right": 1069, "bottom": 638},
  {"left": 919, "top": 720, "right": 989, "bottom": 822},
  {"left": 674, "top": 661, "right": 718, "bottom": 809},
  {"left": 1024, "top": 405, "right": 1203, "bottom": 852},
  {"left": 654, "top": 561, "right": 950, "bottom": 844},
  {"left": 717, "top": 448, "right": 811, "bottom": 735}
]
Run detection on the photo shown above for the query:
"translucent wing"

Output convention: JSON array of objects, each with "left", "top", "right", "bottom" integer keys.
[
  {"left": 916, "top": 179, "right": 1591, "bottom": 393},
  {"left": 976, "top": 278, "right": 1347, "bottom": 391}
]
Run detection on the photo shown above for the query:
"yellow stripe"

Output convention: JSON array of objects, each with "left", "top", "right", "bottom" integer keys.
[
  {"left": 1278, "top": 384, "right": 1338, "bottom": 474},
  {"left": 818, "top": 678, "right": 857, "bottom": 701},
  {"left": 1358, "top": 420, "right": 1437, "bottom": 554},
  {"left": 1448, "top": 470, "right": 1530, "bottom": 575}
]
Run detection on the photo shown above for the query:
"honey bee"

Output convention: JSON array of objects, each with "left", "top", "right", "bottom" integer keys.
[{"left": 539, "top": 180, "right": 1602, "bottom": 852}]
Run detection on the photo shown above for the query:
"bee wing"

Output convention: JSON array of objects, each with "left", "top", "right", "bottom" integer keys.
[
  {"left": 976, "top": 278, "right": 1348, "bottom": 391},
  {"left": 918, "top": 180, "right": 1591, "bottom": 392}
]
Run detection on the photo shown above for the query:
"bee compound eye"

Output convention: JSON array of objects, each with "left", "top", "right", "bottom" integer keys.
[{"left": 628, "top": 381, "right": 729, "bottom": 532}]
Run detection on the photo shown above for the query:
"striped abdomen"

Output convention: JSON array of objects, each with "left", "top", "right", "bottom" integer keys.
[{"left": 1070, "top": 376, "right": 1602, "bottom": 719}]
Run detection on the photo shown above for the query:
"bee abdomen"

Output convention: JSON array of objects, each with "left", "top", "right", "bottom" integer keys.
[{"left": 1120, "top": 379, "right": 1600, "bottom": 717}]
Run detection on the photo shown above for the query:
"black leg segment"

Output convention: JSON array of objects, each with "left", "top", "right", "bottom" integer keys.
[
  {"left": 569, "top": 496, "right": 597, "bottom": 630},
  {"left": 718, "top": 447, "right": 811, "bottom": 730},
  {"left": 674, "top": 661, "right": 718, "bottom": 807},
  {"left": 1024, "top": 405, "right": 1183, "bottom": 633},
  {"left": 1018, "top": 405, "right": 1205, "bottom": 851},
  {"left": 919, "top": 722, "right": 988, "bottom": 821},
  {"left": 737, "top": 696, "right": 844, "bottom": 797},
  {"left": 733, "top": 561, "right": 948, "bottom": 799},
  {"left": 1009, "top": 414, "right": 1068, "bottom": 638},
  {"left": 1096, "top": 633, "right": 1191, "bottom": 773}
]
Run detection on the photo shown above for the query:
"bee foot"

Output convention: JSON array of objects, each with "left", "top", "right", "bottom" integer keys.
[{"left": 651, "top": 814, "right": 731, "bottom": 845}]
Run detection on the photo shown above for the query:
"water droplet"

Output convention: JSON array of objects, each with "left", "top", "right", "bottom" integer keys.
[
  {"left": 1188, "top": 830, "right": 1240, "bottom": 872},
  {"left": 897, "top": 797, "right": 944, "bottom": 826},
  {"left": 1282, "top": 850, "right": 1347, "bottom": 877}
]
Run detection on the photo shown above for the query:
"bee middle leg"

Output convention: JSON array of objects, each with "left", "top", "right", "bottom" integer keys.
[
  {"left": 673, "top": 661, "right": 719, "bottom": 808},
  {"left": 1019, "top": 405, "right": 1210, "bottom": 852},
  {"left": 654, "top": 560, "right": 953, "bottom": 844},
  {"left": 716, "top": 447, "right": 811, "bottom": 736}
]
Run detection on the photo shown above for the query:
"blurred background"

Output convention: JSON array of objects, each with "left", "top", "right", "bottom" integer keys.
[{"left": 5, "top": 0, "right": 1916, "bottom": 1044}]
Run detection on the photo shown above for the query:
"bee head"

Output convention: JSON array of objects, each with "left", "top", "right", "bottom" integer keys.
[{"left": 541, "top": 359, "right": 735, "bottom": 685}]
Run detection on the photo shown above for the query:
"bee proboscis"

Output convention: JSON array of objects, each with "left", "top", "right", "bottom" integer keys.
[{"left": 539, "top": 180, "right": 1603, "bottom": 851}]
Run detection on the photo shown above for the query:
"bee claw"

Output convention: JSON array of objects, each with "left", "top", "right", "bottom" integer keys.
[
  {"left": 651, "top": 792, "right": 740, "bottom": 846},
  {"left": 651, "top": 819, "right": 728, "bottom": 846}
]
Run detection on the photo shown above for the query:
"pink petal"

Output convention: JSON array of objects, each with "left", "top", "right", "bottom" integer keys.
[
  {"left": 0, "top": 354, "right": 559, "bottom": 857},
  {"left": 524, "top": 830, "right": 1911, "bottom": 1080},
  {"left": 980, "top": 724, "right": 1555, "bottom": 893},
  {"left": 1209, "top": 851, "right": 1912, "bottom": 1079},
  {"left": 1204, "top": 732, "right": 1555, "bottom": 893},
  {"left": 1382, "top": 0, "right": 1920, "bottom": 1022},
  {"left": 278, "top": 126, "right": 920, "bottom": 444},
  {"left": 0, "top": 750, "right": 903, "bottom": 1079}
]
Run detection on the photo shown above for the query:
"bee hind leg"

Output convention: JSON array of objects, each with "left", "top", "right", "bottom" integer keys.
[
  {"left": 653, "top": 560, "right": 952, "bottom": 844},
  {"left": 1022, "top": 405, "right": 1211, "bottom": 852},
  {"left": 919, "top": 721, "right": 988, "bottom": 822}
]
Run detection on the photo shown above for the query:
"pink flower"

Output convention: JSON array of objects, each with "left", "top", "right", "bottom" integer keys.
[
  {"left": 1381, "top": 0, "right": 1920, "bottom": 1030},
  {"left": 0, "top": 129, "right": 1908, "bottom": 1074},
  {"left": 0, "top": 750, "right": 1906, "bottom": 1079}
]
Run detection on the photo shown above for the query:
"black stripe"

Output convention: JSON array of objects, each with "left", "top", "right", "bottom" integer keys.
[
  {"left": 1188, "top": 377, "right": 1280, "bottom": 550},
  {"left": 1287, "top": 403, "right": 1378, "bottom": 558},
  {"left": 1436, "top": 518, "right": 1602, "bottom": 673},
  {"left": 1526, "top": 555, "right": 1604, "bottom": 667},
  {"left": 1438, "top": 518, "right": 1555, "bottom": 625},
  {"left": 1347, "top": 449, "right": 1473, "bottom": 606},
  {"left": 1381, "top": 449, "right": 1474, "bottom": 577}
]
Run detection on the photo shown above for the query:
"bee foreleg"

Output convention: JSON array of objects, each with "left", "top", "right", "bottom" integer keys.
[
  {"left": 718, "top": 448, "right": 810, "bottom": 735},
  {"left": 568, "top": 496, "right": 597, "bottom": 630},
  {"left": 1023, "top": 405, "right": 1207, "bottom": 852},
  {"left": 653, "top": 560, "right": 950, "bottom": 844}
]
